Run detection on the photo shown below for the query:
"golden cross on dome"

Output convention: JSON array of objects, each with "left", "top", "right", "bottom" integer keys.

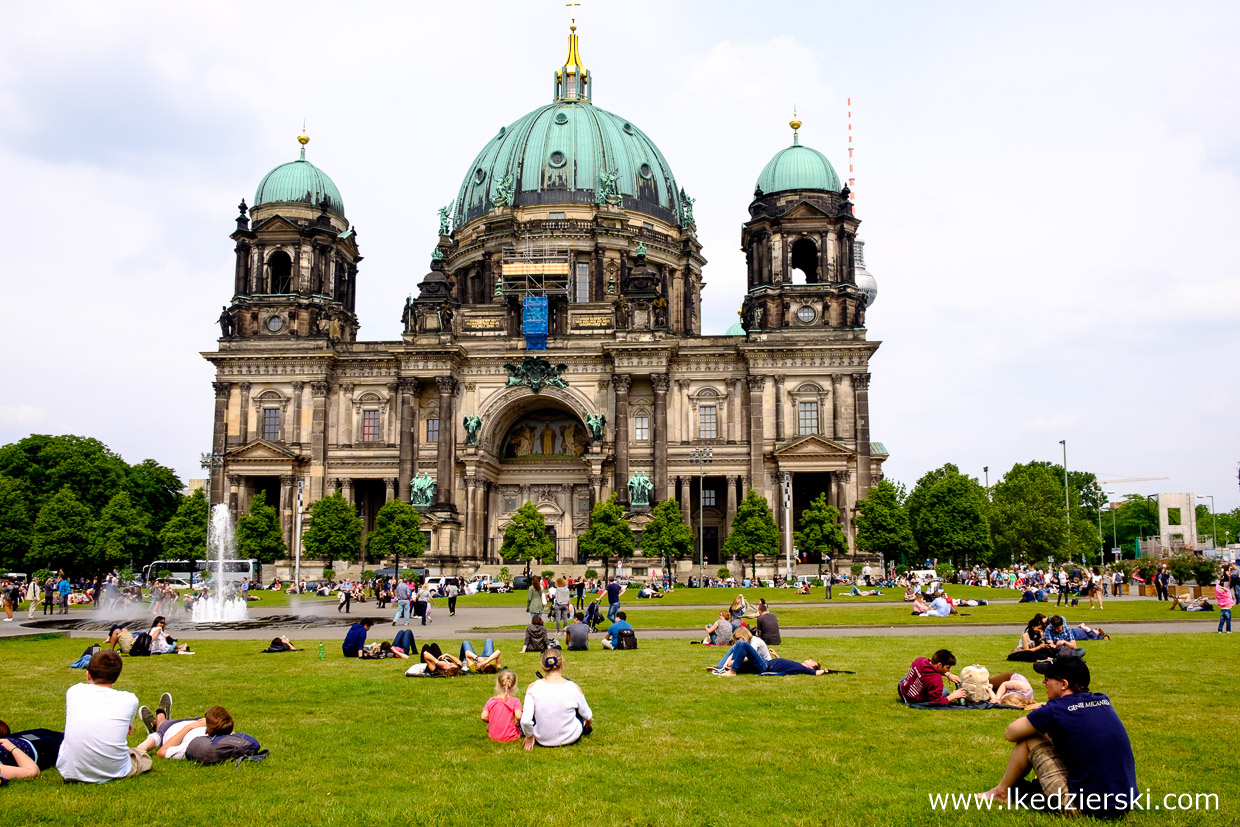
[{"left": 566, "top": 2, "right": 581, "bottom": 29}]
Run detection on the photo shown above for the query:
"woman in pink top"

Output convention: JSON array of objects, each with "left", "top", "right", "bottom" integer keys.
[
  {"left": 481, "top": 670, "right": 522, "bottom": 742},
  {"left": 1215, "top": 579, "right": 1234, "bottom": 634}
]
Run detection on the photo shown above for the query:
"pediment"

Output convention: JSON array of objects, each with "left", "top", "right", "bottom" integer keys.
[
  {"left": 772, "top": 433, "right": 854, "bottom": 458},
  {"left": 781, "top": 201, "right": 833, "bottom": 220},
  {"left": 252, "top": 214, "right": 301, "bottom": 234},
  {"left": 227, "top": 439, "right": 301, "bottom": 461}
]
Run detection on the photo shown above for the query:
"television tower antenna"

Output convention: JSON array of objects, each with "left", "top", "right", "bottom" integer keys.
[{"left": 847, "top": 96, "right": 856, "bottom": 200}]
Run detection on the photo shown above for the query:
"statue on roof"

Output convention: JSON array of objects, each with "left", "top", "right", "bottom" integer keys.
[
  {"left": 463, "top": 415, "right": 482, "bottom": 446},
  {"left": 678, "top": 188, "right": 696, "bottom": 228},
  {"left": 218, "top": 306, "right": 234, "bottom": 338},
  {"left": 438, "top": 203, "right": 453, "bottom": 236},
  {"left": 585, "top": 412, "right": 606, "bottom": 444},
  {"left": 492, "top": 174, "right": 515, "bottom": 208},
  {"left": 596, "top": 166, "right": 620, "bottom": 206}
]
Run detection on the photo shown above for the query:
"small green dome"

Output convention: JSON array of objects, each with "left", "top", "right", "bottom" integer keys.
[
  {"left": 725, "top": 322, "right": 746, "bottom": 335},
  {"left": 255, "top": 157, "right": 345, "bottom": 217},
  {"left": 455, "top": 101, "right": 683, "bottom": 226},
  {"left": 755, "top": 143, "right": 840, "bottom": 195}
]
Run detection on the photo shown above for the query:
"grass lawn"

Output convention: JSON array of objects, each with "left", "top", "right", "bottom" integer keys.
[{"left": 1, "top": 632, "right": 1231, "bottom": 826}]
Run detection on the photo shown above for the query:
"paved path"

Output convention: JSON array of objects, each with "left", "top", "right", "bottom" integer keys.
[{"left": 0, "top": 600, "right": 1219, "bottom": 641}]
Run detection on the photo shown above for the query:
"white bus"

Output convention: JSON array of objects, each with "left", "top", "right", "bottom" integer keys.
[{"left": 143, "top": 559, "right": 261, "bottom": 587}]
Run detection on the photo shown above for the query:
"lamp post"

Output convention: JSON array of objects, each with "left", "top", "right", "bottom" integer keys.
[
  {"left": 983, "top": 466, "right": 989, "bottom": 497},
  {"left": 1057, "top": 440, "right": 1070, "bottom": 531},
  {"left": 1197, "top": 494, "right": 1217, "bottom": 550},
  {"left": 294, "top": 479, "right": 304, "bottom": 588},
  {"left": 1106, "top": 491, "right": 1118, "bottom": 555},
  {"left": 782, "top": 472, "right": 793, "bottom": 579},
  {"left": 691, "top": 446, "right": 713, "bottom": 585}
]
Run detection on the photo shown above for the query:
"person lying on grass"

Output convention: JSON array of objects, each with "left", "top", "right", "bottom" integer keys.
[
  {"left": 0, "top": 736, "right": 40, "bottom": 784},
  {"left": 459, "top": 639, "right": 503, "bottom": 673},
  {"left": 1069, "top": 624, "right": 1110, "bottom": 641},
  {"left": 977, "top": 657, "right": 1136, "bottom": 818},
  {"left": 710, "top": 641, "right": 831, "bottom": 676},
  {"left": 897, "top": 649, "right": 967, "bottom": 705},
  {"left": 1169, "top": 595, "right": 1214, "bottom": 612},
  {"left": 360, "top": 641, "right": 409, "bottom": 659},
  {"left": 135, "top": 696, "right": 233, "bottom": 759},
  {"left": 521, "top": 649, "right": 593, "bottom": 749},
  {"left": 404, "top": 644, "right": 465, "bottom": 676},
  {"left": 845, "top": 586, "right": 884, "bottom": 596},
  {"left": 984, "top": 672, "right": 1039, "bottom": 708}
]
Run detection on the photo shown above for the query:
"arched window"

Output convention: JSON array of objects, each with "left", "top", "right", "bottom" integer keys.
[
  {"left": 268, "top": 251, "right": 293, "bottom": 294},
  {"left": 791, "top": 238, "right": 818, "bottom": 283}
]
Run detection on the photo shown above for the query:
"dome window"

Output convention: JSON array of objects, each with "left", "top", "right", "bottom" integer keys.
[
  {"left": 549, "top": 151, "right": 567, "bottom": 168},
  {"left": 623, "top": 122, "right": 634, "bottom": 134},
  {"left": 796, "top": 305, "right": 817, "bottom": 324},
  {"left": 639, "top": 163, "right": 653, "bottom": 179},
  {"left": 554, "top": 112, "right": 569, "bottom": 125},
  {"left": 495, "top": 126, "right": 506, "bottom": 140},
  {"left": 474, "top": 168, "right": 487, "bottom": 184}
]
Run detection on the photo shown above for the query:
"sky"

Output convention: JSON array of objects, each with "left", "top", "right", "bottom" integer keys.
[{"left": 1, "top": 1, "right": 1237, "bottom": 512}]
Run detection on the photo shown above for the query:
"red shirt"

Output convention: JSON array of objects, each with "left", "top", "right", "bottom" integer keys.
[
  {"left": 484, "top": 695, "right": 523, "bottom": 741},
  {"left": 898, "top": 657, "right": 949, "bottom": 705}
]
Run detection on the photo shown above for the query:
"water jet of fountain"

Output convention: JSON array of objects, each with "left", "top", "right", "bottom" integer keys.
[{"left": 191, "top": 504, "right": 248, "bottom": 623}]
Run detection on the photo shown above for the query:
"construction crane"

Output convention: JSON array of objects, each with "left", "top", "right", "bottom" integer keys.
[{"left": 1097, "top": 476, "right": 1169, "bottom": 486}]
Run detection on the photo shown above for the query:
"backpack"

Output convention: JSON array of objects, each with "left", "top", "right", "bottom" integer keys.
[
  {"left": 616, "top": 628, "right": 638, "bottom": 650},
  {"left": 186, "top": 732, "right": 268, "bottom": 765},
  {"left": 960, "top": 664, "right": 991, "bottom": 703},
  {"left": 129, "top": 633, "right": 153, "bottom": 657}
]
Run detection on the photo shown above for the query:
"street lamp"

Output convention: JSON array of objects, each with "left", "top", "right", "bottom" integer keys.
[
  {"left": 690, "top": 446, "right": 713, "bottom": 585},
  {"left": 1105, "top": 491, "right": 1118, "bottom": 555},
  {"left": 983, "top": 466, "right": 989, "bottom": 496},
  {"left": 293, "top": 479, "right": 305, "bottom": 588},
  {"left": 782, "top": 472, "right": 793, "bottom": 578},
  {"left": 1057, "top": 440, "right": 1070, "bottom": 532},
  {"left": 1197, "top": 495, "right": 1217, "bottom": 550}
]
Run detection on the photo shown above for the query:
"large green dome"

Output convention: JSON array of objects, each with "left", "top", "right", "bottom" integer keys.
[
  {"left": 255, "top": 153, "right": 345, "bottom": 217},
  {"left": 454, "top": 101, "right": 684, "bottom": 227},
  {"left": 755, "top": 142, "right": 841, "bottom": 195}
]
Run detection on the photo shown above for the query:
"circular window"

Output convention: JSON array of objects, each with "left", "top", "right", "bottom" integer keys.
[
  {"left": 266, "top": 315, "right": 285, "bottom": 333},
  {"left": 623, "top": 122, "right": 634, "bottom": 134},
  {"left": 554, "top": 112, "right": 568, "bottom": 125},
  {"left": 796, "top": 305, "right": 816, "bottom": 324},
  {"left": 474, "top": 168, "right": 486, "bottom": 184},
  {"left": 639, "top": 163, "right": 653, "bottom": 179},
  {"left": 549, "top": 151, "right": 566, "bottom": 168},
  {"left": 496, "top": 126, "right": 506, "bottom": 139}
]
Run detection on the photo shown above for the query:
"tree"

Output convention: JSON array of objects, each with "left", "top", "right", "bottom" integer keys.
[
  {"left": 29, "top": 486, "right": 94, "bottom": 574},
  {"left": 1028, "top": 462, "right": 1106, "bottom": 526},
  {"left": 796, "top": 492, "right": 849, "bottom": 573},
  {"left": 499, "top": 502, "right": 556, "bottom": 575},
  {"left": 366, "top": 499, "right": 424, "bottom": 573},
  {"left": 0, "top": 476, "right": 33, "bottom": 572},
  {"left": 906, "top": 463, "right": 961, "bottom": 552},
  {"left": 722, "top": 490, "right": 779, "bottom": 580},
  {"left": 854, "top": 481, "right": 916, "bottom": 565},
  {"left": 989, "top": 462, "right": 1070, "bottom": 565},
  {"left": 158, "top": 488, "right": 209, "bottom": 562},
  {"left": 91, "top": 491, "right": 152, "bottom": 571},
  {"left": 576, "top": 495, "right": 634, "bottom": 580},
  {"left": 639, "top": 498, "right": 694, "bottom": 569},
  {"left": 301, "top": 493, "right": 363, "bottom": 568},
  {"left": 911, "top": 472, "right": 992, "bottom": 567},
  {"left": 0, "top": 434, "right": 129, "bottom": 516},
  {"left": 124, "top": 459, "right": 183, "bottom": 558},
  {"left": 235, "top": 491, "right": 287, "bottom": 564}
]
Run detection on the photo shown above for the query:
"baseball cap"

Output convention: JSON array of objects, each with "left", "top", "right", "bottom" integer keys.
[{"left": 1034, "top": 656, "right": 1090, "bottom": 687}]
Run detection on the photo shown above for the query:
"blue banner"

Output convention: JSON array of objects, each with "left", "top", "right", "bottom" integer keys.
[{"left": 522, "top": 296, "right": 549, "bottom": 351}]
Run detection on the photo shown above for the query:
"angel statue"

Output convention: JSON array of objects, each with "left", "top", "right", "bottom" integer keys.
[
  {"left": 437, "top": 203, "right": 453, "bottom": 236},
  {"left": 463, "top": 415, "right": 482, "bottom": 446},
  {"left": 585, "top": 412, "right": 606, "bottom": 443}
]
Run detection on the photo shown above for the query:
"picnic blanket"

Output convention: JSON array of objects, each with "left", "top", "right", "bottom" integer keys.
[{"left": 900, "top": 699, "right": 1025, "bottom": 710}]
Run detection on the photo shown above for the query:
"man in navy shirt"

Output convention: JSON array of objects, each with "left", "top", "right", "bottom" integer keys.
[
  {"left": 342, "top": 619, "right": 373, "bottom": 658},
  {"left": 979, "top": 656, "right": 1136, "bottom": 817},
  {"left": 605, "top": 578, "right": 624, "bottom": 623}
]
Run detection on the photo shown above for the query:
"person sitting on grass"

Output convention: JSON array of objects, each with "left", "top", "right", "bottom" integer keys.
[
  {"left": 910, "top": 591, "right": 930, "bottom": 615},
  {"left": 710, "top": 625, "right": 774, "bottom": 674},
  {"left": 342, "top": 619, "right": 374, "bottom": 657},
  {"left": 482, "top": 670, "right": 523, "bottom": 743},
  {"left": 754, "top": 601, "right": 782, "bottom": 646},
  {"left": 564, "top": 612, "right": 590, "bottom": 651},
  {"left": 521, "top": 649, "right": 593, "bottom": 749},
  {"left": 460, "top": 639, "right": 503, "bottom": 673},
  {"left": 135, "top": 696, "right": 233, "bottom": 759},
  {"left": 149, "top": 616, "right": 190, "bottom": 655},
  {"left": 1043, "top": 615, "right": 1079, "bottom": 649},
  {"left": 602, "top": 611, "right": 634, "bottom": 650},
  {"left": 897, "top": 649, "right": 968, "bottom": 705},
  {"left": 56, "top": 651, "right": 154, "bottom": 783},
  {"left": 977, "top": 657, "right": 1136, "bottom": 818},
  {"left": 903, "top": 583, "right": 920, "bottom": 602},
  {"left": 520, "top": 615, "right": 549, "bottom": 653},
  {"left": 703, "top": 610, "right": 732, "bottom": 646},
  {"left": 728, "top": 594, "right": 748, "bottom": 627},
  {"left": 920, "top": 591, "right": 954, "bottom": 617}
]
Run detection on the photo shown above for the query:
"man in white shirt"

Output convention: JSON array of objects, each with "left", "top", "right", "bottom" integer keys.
[{"left": 56, "top": 651, "right": 154, "bottom": 783}]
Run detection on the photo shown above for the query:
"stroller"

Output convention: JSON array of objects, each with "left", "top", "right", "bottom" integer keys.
[{"left": 584, "top": 600, "right": 606, "bottom": 631}]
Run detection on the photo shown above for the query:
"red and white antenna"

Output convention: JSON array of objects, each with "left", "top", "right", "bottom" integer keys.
[{"left": 847, "top": 96, "right": 856, "bottom": 200}]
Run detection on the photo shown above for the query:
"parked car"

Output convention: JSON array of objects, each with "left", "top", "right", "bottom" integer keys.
[
  {"left": 162, "top": 578, "right": 194, "bottom": 590},
  {"left": 511, "top": 575, "right": 532, "bottom": 591}
]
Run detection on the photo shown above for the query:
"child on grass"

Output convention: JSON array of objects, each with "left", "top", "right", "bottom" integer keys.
[{"left": 481, "top": 670, "right": 522, "bottom": 742}]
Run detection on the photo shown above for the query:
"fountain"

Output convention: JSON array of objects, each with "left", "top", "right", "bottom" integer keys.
[{"left": 191, "top": 504, "right": 249, "bottom": 623}]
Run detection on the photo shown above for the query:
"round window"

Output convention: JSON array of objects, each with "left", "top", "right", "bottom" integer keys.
[
  {"left": 266, "top": 315, "right": 285, "bottom": 333},
  {"left": 639, "top": 163, "right": 653, "bottom": 179},
  {"left": 554, "top": 112, "right": 568, "bottom": 125},
  {"left": 496, "top": 126, "right": 506, "bottom": 139},
  {"left": 623, "top": 122, "right": 634, "bottom": 134},
  {"left": 549, "top": 151, "right": 566, "bottom": 168},
  {"left": 474, "top": 168, "right": 486, "bottom": 184},
  {"left": 796, "top": 306, "right": 816, "bottom": 324}
]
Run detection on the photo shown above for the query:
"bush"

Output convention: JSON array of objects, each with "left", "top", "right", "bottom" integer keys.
[
  {"left": 1133, "top": 560, "right": 1158, "bottom": 582},
  {"left": 1167, "top": 554, "right": 1196, "bottom": 586},
  {"left": 360, "top": 569, "right": 375, "bottom": 582},
  {"left": 540, "top": 570, "right": 555, "bottom": 580},
  {"left": 850, "top": 564, "right": 863, "bottom": 575},
  {"left": 399, "top": 569, "right": 419, "bottom": 580},
  {"left": 1189, "top": 557, "right": 1221, "bottom": 586},
  {"left": 810, "top": 578, "right": 824, "bottom": 586},
  {"left": 322, "top": 568, "right": 337, "bottom": 583},
  {"left": 33, "top": 568, "right": 54, "bottom": 584},
  {"left": 157, "top": 569, "right": 173, "bottom": 580},
  {"left": 717, "top": 567, "right": 730, "bottom": 579},
  {"left": 935, "top": 563, "right": 956, "bottom": 581},
  {"left": 583, "top": 568, "right": 598, "bottom": 580},
  {"left": 894, "top": 565, "right": 908, "bottom": 575}
]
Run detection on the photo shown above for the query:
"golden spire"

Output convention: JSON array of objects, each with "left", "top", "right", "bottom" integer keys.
[
  {"left": 298, "top": 124, "right": 309, "bottom": 160},
  {"left": 564, "top": 21, "right": 585, "bottom": 70},
  {"left": 789, "top": 108, "right": 802, "bottom": 146}
]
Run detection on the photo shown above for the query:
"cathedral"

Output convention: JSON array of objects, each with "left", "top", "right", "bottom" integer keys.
[{"left": 203, "top": 25, "right": 885, "bottom": 576}]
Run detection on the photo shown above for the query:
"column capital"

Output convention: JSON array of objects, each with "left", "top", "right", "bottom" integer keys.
[
  {"left": 341, "top": 478, "right": 354, "bottom": 490},
  {"left": 238, "top": 381, "right": 252, "bottom": 393},
  {"left": 213, "top": 381, "right": 233, "bottom": 398},
  {"left": 226, "top": 474, "right": 240, "bottom": 486},
  {"left": 292, "top": 380, "right": 304, "bottom": 391},
  {"left": 746, "top": 375, "right": 766, "bottom": 391},
  {"left": 589, "top": 474, "right": 604, "bottom": 487},
  {"left": 340, "top": 383, "right": 354, "bottom": 397},
  {"left": 464, "top": 474, "right": 478, "bottom": 488},
  {"left": 612, "top": 373, "right": 632, "bottom": 393},
  {"left": 773, "top": 374, "right": 785, "bottom": 386},
  {"left": 650, "top": 373, "right": 671, "bottom": 392},
  {"left": 854, "top": 372, "right": 872, "bottom": 390},
  {"left": 311, "top": 381, "right": 330, "bottom": 398},
  {"left": 385, "top": 477, "right": 397, "bottom": 491},
  {"left": 280, "top": 474, "right": 295, "bottom": 486},
  {"left": 436, "top": 375, "right": 457, "bottom": 395},
  {"left": 398, "top": 377, "right": 420, "bottom": 394}
]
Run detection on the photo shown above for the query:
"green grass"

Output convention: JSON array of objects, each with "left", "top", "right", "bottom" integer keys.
[{"left": 0, "top": 632, "right": 1231, "bottom": 826}]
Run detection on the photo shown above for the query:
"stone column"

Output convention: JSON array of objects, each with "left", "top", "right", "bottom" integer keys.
[
  {"left": 210, "top": 382, "right": 231, "bottom": 505},
  {"left": 829, "top": 470, "right": 840, "bottom": 511},
  {"left": 238, "top": 382, "right": 251, "bottom": 443},
  {"left": 679, "top": 476, "right": 692, "bottom": 528},
  {"left": 773, "top": 375, "right": 785, "bottom": 442},
  {"left": 589, "top": 474, "right": 604, "bottom": 507},
  {"left": 341, "top": 478, "right": 354, "bottom": 506},
  {"left": 854, "top": 373, "right": 872, "bottom": 492},
  {"left": 677, "top": 379, "right": 691, "bottom": 444},
  {"left": 384, "top": 477, "right": 396, "bottom": 502},
  {"left": 279, "top": 474, "right": 294, "bottom": 549},
  {"left": 310, "top": 381, "right": 329, "bottom": 501},
  {"left": 227, "top": 474, "right": 240, "bottom": 515},
  {"left": 652, "top": 373, "right": 670, "bottom": 501},
  {"left": 464, "top": 475, "right": 479, "bottom": 555},
  {"left": 612, "top": 374, "right": 631, "bottom": 501},
  {"left": 725, "top": 379, "right": 739, "bottom": 444},
  {"left": 725, "top": 475, "right": 739, "bottom": 540},
  {"left": 386, "top": 382, "right": 398, "bottom": 446},
  {"left": 339, "top": 384, "right": 354, "bottom": 448},
  {"left": 397, "top": 378, "right": 418, "bottom": 502},
  {"left": 435, "top": 376, "right": 457, "bottom": 510},
  {"left": 746, "top": 375, "right": 766, "bottom": 500},
  {"left": 290, "top": 381, "right": 304, "bottom": 445},
  {"left": 841, "top": 469, "right": 855, "bottom": 552},
  {"left": 834, "top": 374, "right": 855, "bottom": 441}
]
